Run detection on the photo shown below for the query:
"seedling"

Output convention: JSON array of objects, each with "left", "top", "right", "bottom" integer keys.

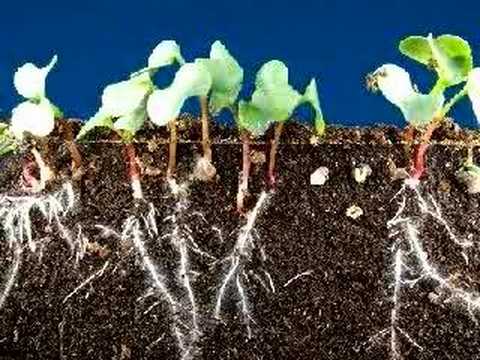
[
  {"left": 235, "top": 60, "right": 325, "bottom": 211},
  {"left": 194, "top": 41, "right": 244, "bottom": 180},
  {"left": 368, "top": 34, "right": 476, "bottom": 181},
  {"left": 9, "top": 55, "right": 70, "bottom": 191},
  {"left": 77, "top": 40, "right": 186, "bottom": 199}
]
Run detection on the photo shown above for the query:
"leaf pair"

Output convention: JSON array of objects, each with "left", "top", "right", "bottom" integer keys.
[
  {"left": 11, "top": 56, "right": 60, "bottom": 139},
  {"left": 147, "top": 41, "right": 244, "bottom": 126},
  {"left": 238, "top": 60, "right": 324, "bottom": 136},
  {"left": 371, "top": 34, "right": 474, "bottom": 127}
]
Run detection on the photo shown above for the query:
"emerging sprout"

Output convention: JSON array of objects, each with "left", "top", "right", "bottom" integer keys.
[
  {"left": 147, "top": 62, "right": 212, "bottom": 178},
  {"left": 369, "top": 33, "right": 475, "bottom": 180},
  {"left": 9, "top": 55, "right": 66, "bottom": 191},
  {"left": 235, "top": 60, "right": 325, "bottom": 210},
  {"left": 193, "top": 41, "right": 244, "bottom": 180},
  {"left": 238, "top": 60, "right": 324, "bottom": 193}
]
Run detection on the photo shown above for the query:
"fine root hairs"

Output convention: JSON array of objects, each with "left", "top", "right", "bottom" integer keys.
[
  {"left": 0, "top": 183, "right": 79, "bottom": 310},
  {"left": 122, "top": 180, "right": 215, "bottom": 360},
  {"left": 215, "top": 191, "right": 271, "bottom": 338},
  {"left": 383, "top": 179, "right": 480, "bottom": 357}
]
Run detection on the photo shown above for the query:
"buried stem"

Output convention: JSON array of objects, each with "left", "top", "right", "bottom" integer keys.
[
  {"left": 30, "top": 147, "right": 54, "bottom": 192},
  {"left": 267, "top": 122, "right": 284, "bottom": 188},
  {"left": 410, "top": 119, "right": 440, "bottom": 180},
  {"left": 200, "top": 96, "right": 212, "bottom": 162},
  {"left": 123, "top": 142, "right": 143, "bottom": 200},
  {"left": 237, "top": 132, "right": 251, "bottom": 213},
  {"left": 167, "top": 120, "right": 177, "bottom": 180},
  {"left": 62, "top": 120, "right": 83, "bottom": 179}
]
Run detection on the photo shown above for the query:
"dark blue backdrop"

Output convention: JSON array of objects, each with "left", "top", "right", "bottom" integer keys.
[{"left": 0, "top": 0, "right": 479, "bottom": 127}]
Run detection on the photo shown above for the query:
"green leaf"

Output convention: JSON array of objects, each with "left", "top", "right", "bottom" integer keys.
[
  {"left": 250, "top": 60, "right": 302, "bottom": 121},
  {"left": 196, "top": 41, "right": 244, "bottom": 114},
  {"left": 399, "top": 36, "right": 432, "bottom": 65},
  {"left": 399, "top": 34, "right": 472, "bottom": 86},
  {"left": 76, "top": 110, "right": 114, "bottom": 140},
  {"left": 301, "top": 79, "right": 325, "bottom": 135},
  {"left": 400, "top": 92, "right": 444, "bottom": 127},
  {"left": 0, "top": 123, "right": 17, "bottom": 156},
  {"left": 371, "top": 64, "right": 444, "bottom": 127},
  {"left": 237, "top": 100, "right": 271, "bottom": 136},
  {"left": 113, "top": 104, "right": 147, "bottom": 140},
  {"left": 101, "top": 72, "right": 154, "bottom": 118},
  {"left": 131, "top": 40, "right": 185, "bottom": 77},
  {"left": 147, "top": 62, "right": 212, "bottom": 127}
]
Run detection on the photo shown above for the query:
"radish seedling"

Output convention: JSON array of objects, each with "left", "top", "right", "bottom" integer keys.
[
  {"left": 147, "top": 61, "right": 212, "bottom": 179},
  {"left": 194, "top": 41, "right": 244, "bottom": 180},
  {"left": 77, "top": 40, "right": 185, "bottom": 199},
  {"left": 236, "top": 60, "right": 324, "bottom": 211},
  {"left": 10, "top": 55, "right": 66, "bottom": 191},
  {"left": 368, "top": 34, "right": 473, "bottom": 181}
]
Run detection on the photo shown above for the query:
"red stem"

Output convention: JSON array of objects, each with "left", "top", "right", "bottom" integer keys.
[
  {"left": 237, "top": 133, "right": 251, "bottom": 213},
  {"left": 409, "top": 121, "right": 438, "bottom": 180},
  {"left": 124, "top": 143, "right": 140, "bottom": 182},
  {"left": 267, "top": 122, "right": 284, "bottom": 188}
]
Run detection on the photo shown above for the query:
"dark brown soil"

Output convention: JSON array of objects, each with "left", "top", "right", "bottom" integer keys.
[{"left": 0, "top": 120, "right": 480, "bottom": 359}]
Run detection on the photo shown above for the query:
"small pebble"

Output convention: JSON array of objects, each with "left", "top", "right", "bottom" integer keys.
[
  {"left": 310, "top": 167, "right": 329, "bottom": 186},
  {"left": 346, "top": 204, "right": 363, "bottom": 219},
  {"left": 352, "top": 164, "right": 372, "bottom": 184}
]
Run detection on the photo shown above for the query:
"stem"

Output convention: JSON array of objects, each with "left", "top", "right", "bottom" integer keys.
[
  {"left": 62, "top": 120, "right": 83, "bottom": 179},
  {"left": 31, "top": 147, "right": 54, "bottom": 192},
  {"left": 410, "top": 120, "right": 439, "bottom": 180},
  {"left": 237, "top": 132, "right": 251, "bottom": 213},
  {"left": 441, "top": 86, "right": 468, "bottom": 117},
  {"left": 167, "top": 120, "right": 177, "bottom": 179},
  {"left": 267, "top": 122, "right": 284, "bottom": 188},
  {"left": 200, "top": 96, "right": 212, "bottom": 162},
  {"left": 123, "top": 142, "right": 143, "bottom": 200}
]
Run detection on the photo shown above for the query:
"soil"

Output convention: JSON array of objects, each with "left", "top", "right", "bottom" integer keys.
[{"left": 0, "top": 118, "right": 480, "bottom": 359}]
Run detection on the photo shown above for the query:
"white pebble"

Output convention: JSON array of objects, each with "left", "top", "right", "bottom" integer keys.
[
  {"left": 346, "top": 204, "right": 363, "bottom": 219},
  {"left": 352, "top": 164, "right": 372, "bottom": 184},
  {"left": 310, "top": 166, "right": 329, "bottom": 186}
]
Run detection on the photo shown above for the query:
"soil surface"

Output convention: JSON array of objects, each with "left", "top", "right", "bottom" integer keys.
[{"left": 0, "top": 119, "right": 480, "bottom": 359}]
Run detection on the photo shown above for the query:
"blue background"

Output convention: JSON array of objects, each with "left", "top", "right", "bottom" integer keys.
[{"left": 0, "top": 0, "right": 479, "bottom": 127}]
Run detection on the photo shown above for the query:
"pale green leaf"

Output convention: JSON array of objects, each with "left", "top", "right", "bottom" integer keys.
[
  {"left": 400, "top": 92, "right": 444, "bottom": 127},
  {"left": 399, "top": 36, "right": 432, "bottom": 65},
  {"left": 76, "top": 109, "right": 113, "bottom": 140},
  {"left": 113, "top": 104, "right": 147, "bottom": 139},
  {"left": 302, "top": 79, "right": 325, "bottom": 135},
  {"left": 250, "top": 60, "right": 302, "bottom": 121},
  {"left": 101, "top": 72, "right": 154, "bottom": 118},
  {"left": 237, "top": 101, "right": 272, "bottom": 136},
  {"left": 399, "top": 34, "right": 472, "bottom": 86},
  {"left": 147, "top": 62, "right": 212, "bottom": 127},
  {"left": 196, "top": 41, "right": 244, "bottom": 114}
]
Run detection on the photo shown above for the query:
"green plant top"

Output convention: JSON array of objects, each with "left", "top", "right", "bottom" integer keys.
[
  {"left": 368, "top": 34, "right": 479, "bottom": 127},
  {"left": 237, "top": 60, "right": 324, "bottom": 136},
  {"left": 10, "top": 55, "right": 61, "bottom": 139}
]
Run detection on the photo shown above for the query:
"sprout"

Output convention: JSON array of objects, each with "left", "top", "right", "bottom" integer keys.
[
  {"left": 369, "top": 34, "right": 475, "bottom": 181},
  {"left": 77, "top": 72, "right": 154, "bottom": 141},
  {"left": 192, "top": 40, "right": 244, "bottom": 180},
  {"left": 147, "top": 62, "right": 212, "bottom": 178},
  {"left": 235, "top": 60, "right": 325, "bottom": 210},
  {"left": 237, "top": 60, "right": 325, "bottom": 190}
]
